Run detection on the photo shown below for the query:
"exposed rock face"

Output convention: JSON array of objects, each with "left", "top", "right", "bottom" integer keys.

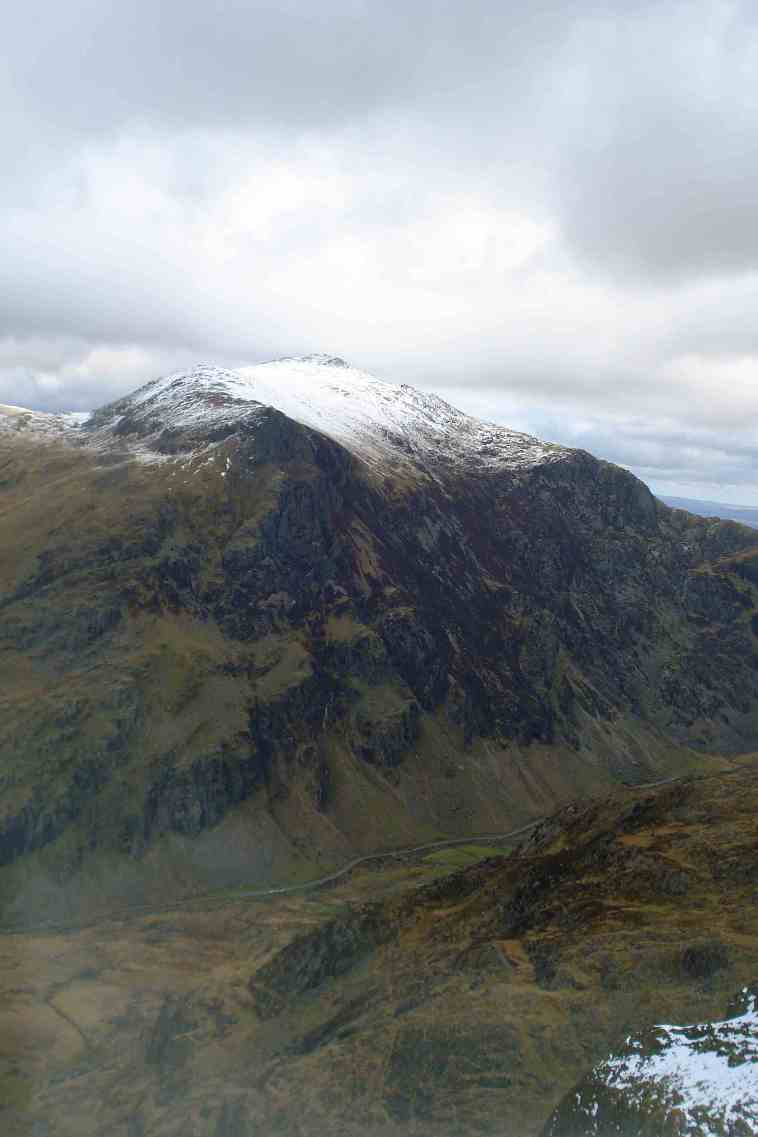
[
  {"left": 250, "top": 902, "right": 392, "bottom": 1020},
  {"left": 1, "top": 357, "right": 757, "bottom": 916}
]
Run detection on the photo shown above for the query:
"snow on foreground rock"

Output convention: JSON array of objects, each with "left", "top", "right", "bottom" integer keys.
[
  {"left": 544, "top": 987, "right": 758, "bottom": 1136},
  {"left": 0, "top": 355, "right": 569, "bottom": 477}
]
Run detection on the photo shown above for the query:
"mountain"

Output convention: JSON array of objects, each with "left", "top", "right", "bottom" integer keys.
[
  {"left": 661, "top": 494, "right": 758, "bottom": 530},
  {"left": 81, "top": 355, "right": 565, "bottom": 475},
  {"left": 4, "top": 759, "right": 757, "bottom": 1137},
  {"left": 1, "top": 354, "right": 758, "bottom": 924}
]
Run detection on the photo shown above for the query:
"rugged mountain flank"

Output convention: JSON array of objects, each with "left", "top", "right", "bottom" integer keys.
[
  {"left": 4, "top": 761, "right": 756, "bottom": 1137},
  {"left": 234, "top": 764, "right": 758, "bottom": 1137},
  {"left": 1, "top": 356, "right": 757, "bottom": 921}
]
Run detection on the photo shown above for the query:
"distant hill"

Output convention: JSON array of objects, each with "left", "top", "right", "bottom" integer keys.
[{"left": 661, "top": 494, "right": 758, "bottom": 529}]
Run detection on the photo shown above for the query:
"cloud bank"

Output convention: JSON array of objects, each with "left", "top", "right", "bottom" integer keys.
[{"left": 3, "top": 0, "right": 758, "bottom": 501}]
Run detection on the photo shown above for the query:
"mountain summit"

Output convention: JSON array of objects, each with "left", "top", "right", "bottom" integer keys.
[
  {"left": 1, "top": 357, "right": 757, "bottom": 922},
  {"left": 3, "top": 356, "right": 568, "bottom": 476},
  {"left": 72, "top": 354, "right": 567, "bottom": 477}
]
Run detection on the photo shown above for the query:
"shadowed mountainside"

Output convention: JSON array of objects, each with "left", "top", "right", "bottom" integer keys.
[{"left": 1, "top": 361, "right": 758, "bottom": 921}]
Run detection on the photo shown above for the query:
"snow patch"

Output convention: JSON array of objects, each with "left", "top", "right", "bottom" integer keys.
[{"left": 570, "top": 989, "right": 758, "bottom": 1136}]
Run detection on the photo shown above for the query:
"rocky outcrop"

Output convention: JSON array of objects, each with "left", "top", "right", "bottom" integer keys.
[
  {"left": 1, "top": 370, "right": 758, "bottom": 899},
  {"left": 249, "top": 903, "right": 393, "bottom": 1019}
]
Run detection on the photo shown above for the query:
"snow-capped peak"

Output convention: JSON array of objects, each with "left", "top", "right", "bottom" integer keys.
[
  {"left": 6, "top": 356, "right": 570, "bottom": 477},
  {"left": 277, "top": 353, "right": 351, "bottom": 367},
  {"left": 232, "top": 355, "right": 567, "bottom": 475}
]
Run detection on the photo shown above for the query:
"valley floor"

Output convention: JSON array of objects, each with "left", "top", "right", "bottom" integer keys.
[{"left": 2, "top": 760, "right": 757, "bottom": 1137}]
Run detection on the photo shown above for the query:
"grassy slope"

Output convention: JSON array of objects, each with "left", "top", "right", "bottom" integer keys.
[{"left": 1, "top": 764, "right": 756, "bottom": 1135}]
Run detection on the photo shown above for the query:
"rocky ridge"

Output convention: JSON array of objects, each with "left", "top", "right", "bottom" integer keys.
[{"left": 1, "top": 356, "right": 757, "bottom": 921}]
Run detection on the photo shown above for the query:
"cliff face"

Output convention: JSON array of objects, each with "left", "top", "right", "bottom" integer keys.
[{"left": 1, "top": 358, "right": 757, "bottom": 919}]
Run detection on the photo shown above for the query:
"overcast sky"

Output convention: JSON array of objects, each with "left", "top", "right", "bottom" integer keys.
[{"left": 4, "top": 0, "right": 758, "bottom": 502}]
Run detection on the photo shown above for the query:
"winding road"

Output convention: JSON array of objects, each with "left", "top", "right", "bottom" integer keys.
[{"left": 0, "top": 770, "right": 731, "bottom": 937}]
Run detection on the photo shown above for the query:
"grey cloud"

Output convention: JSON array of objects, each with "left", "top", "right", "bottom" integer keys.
[
  {"left": 509, "top": 405, "right": 758, "bottom": 503},
  {"left": 3, "top": 1, "right": 579, "bottom": 143},
  {"left": 555, "top": 2, "right": 758, "bottom": 281},
  {"left": 3, "top": 0, "right": 758, "bottom": 504}
]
